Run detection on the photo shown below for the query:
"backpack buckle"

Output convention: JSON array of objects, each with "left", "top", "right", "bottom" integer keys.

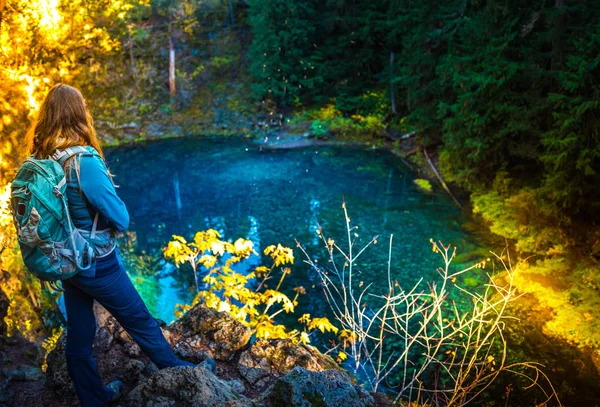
[
  {"left": 52, "top": 186, "right": 62, "bottom": 197},
  {"left": 50, "top": 150, "right": 65, "bottom": 161}
]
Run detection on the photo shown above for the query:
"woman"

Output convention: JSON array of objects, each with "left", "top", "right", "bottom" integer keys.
[{"left": 25, "top": 84, "right": 194, "bottom": 407}]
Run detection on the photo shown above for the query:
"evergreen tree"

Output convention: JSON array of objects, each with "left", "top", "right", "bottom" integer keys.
[{"left": 247, "top": 0, "right": 323, "bottom": 106}]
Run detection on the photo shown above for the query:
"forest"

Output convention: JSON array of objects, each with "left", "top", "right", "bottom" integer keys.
[{"left": 0, "top": 0, "right": 599, "bottom": 406}]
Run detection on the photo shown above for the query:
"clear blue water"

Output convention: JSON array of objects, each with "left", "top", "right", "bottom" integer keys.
[{"left": 103, "top": 136, "right": 483, "bottom": 324}]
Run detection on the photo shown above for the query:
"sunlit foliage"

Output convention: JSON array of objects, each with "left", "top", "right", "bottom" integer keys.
[
  {"left": 0, "top": 0, "right": 150, "bottom": 340},
  {"left": 165, "top": 230, "right": 336, "bottom": 344}
]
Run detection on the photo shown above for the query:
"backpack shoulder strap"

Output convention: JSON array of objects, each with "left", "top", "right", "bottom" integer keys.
[
  {"left": 51, "top": 146, "right": 102, "bottom": 237},
  {"left": 51, "top": 146, "right": 92, "bottom": 168}
]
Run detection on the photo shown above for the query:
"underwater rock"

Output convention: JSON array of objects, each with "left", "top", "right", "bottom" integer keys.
[
  {"left": 238, "top": 338, "right": 340, "bottom": 389},
  {"left": 259, "top": 366, "right": 375, "bottom": 407},
  {"left": 168, "top": 303, "right": 251, "bottom": 361},
  {"left": 124, "top": 365, "right": 251, "bottom": 407}
]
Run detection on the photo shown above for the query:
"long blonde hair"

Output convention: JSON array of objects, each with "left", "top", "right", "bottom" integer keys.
[{"left": 25, "top": 84, "right": 110, "bottom": 186}]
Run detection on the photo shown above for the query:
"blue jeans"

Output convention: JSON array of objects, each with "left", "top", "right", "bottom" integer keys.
[{"left": 62, "top": 248, "right": 193, "bottom": 407}]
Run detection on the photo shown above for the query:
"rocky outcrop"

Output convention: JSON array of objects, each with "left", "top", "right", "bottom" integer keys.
[
  {"left": 168, "top": 302, "right": 252, "bottom": 361},
  {"left": 259, "top": 367, "right": 375, "bottom": 407},
  {"left": 238, "top": 338, "right": 340, "bottom": 390},
  {"left": 125, "top": 366, "right": 251, "bottom": 407},
  {"left": 40, "top": 300, "right": 390, "bottom": 407},
  {"left": 0, "top": 288, "right": 8, "bottom": 337},
  {"left": 0, "top": 288, "right": 46, "bottom": 407}
]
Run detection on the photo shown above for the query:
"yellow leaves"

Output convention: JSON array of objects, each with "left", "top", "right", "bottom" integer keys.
[
  {"left": 211, "top": 241, "right": 226, "bottom": 256},
  {"left": 298, "top": 313, "right": 311, "bottom": 325},
  {"left": 255, "top": 321, "right": 288, "bottom": 340},
  {"left": 430, "top": 238, "right": 439, "bottom": 253},
  {"left": 174, "top": 302, "right": 192, "bottom": 319},
  {"left": 254, "top": 266, "right": 269, "bottom": 276},
  {"left": 300, "top": 331, "right": 311, "bottom": 345},
  {"left": 193, "top": 229, "right": 221, "bottom": 252},
  {"left": 173, "top": 235, "right": 187, "bottom": 244},
  {"left": 198, "top": 254, "right": 217, "bottom": 268},
  {"left": 233, "top": 238, "right": 255, "bottom": 257},
  {"left": 217, "top": 301, "right": 231, "bottom": 313},
  {"left": 0, "top": 183, "right": 14, "bottom": 230},
  {"left": 264, "top": 244, "right": 294, "bottom": 267},
  {"left": 339, "top": 329, "right": 358, "bottom": 345},
  {"left": 337, "top": 351, "right": 347, "bottom": 363},
  {"left": 41, "top": 326, "right": 63, "bottom": 372},
  {"left": 307, "top": 317, "right": 338, "bottom": 334},
  {"left": 263, "top": 289, "right": 295, "bottom": 313},
  {"left": 474, "top": 258, "right": 492, "bottom": 269},
  {"left": 163, "top": 235, "right": 195, "bottom": 265},
  {"left": 165, "top": 231, "right": 326, "bottom": 346}
]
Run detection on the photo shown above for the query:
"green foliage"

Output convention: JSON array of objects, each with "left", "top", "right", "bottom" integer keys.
[
  {"left": 246, "top": 0, "right": 323, "bottom": 106},
  {"left": 413, "top": 179, "right": 433, "bottom": 193},
  {"left": 311, "top": 120, "right": 328, "bottom": 137},
  {"left": 118, "top": 231, "right": 164, "bottom": 313},
  {"left": 471, "top": 188, "right": 567, "bottom": 256},
  {"left": 539, "top": 23, "right": 600, "bottom": 217}
]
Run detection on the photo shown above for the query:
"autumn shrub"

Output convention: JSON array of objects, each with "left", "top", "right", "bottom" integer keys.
[{"left": 164, "top": 230, "right": 337, "bottom": 343}]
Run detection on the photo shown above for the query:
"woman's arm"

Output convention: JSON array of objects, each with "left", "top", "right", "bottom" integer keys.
[{"left": 78, "top": 154, "right": 130, "bottom": 231}]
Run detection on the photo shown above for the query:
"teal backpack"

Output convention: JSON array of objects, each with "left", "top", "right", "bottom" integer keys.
[{"left": 10, "top": 146, "right": 98, "bottom": 290}]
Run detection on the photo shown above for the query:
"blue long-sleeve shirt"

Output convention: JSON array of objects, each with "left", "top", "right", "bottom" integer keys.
[{"left": 65, "top": 146, "right": 129, "bottom": 277}]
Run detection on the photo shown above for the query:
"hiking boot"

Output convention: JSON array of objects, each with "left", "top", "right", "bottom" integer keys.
[{"left": 106, "top": 380, "right": 124, "bottom": 402}]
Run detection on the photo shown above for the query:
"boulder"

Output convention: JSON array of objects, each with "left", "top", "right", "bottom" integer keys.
[
  {"left": 124, "top": 366, "right": 252, "bottom": 407},
  {"left": 259, "top": 366, "right": 375, "bottom": 407},
  {"left": 238, "top": 338, "right": 340, "bottom": 389},
  {"left": 0, "top": 314, "right": 46, "bottom": 407},
  {"left": 167, "top": 303, "right": 251, "bottom": 361}
]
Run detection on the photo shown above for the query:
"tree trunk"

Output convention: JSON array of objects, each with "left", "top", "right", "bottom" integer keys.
[
  {"left": 423, "top": 148, "right": 462, "bottom": 208},
  {"left": 552, "top": 0, "right": 565, "bottom": 70},
  {"left": 169, "top": 34, "right": 176, "bottom": 100},
  {"left": 549, "top": 0, "right": 565, "bottom": 127},
  {"left": 229, "top": 0, "right": 235, "bottom": 28},
  {"left": 129, "top": 27, "right": 136, "bottom": 79}
]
